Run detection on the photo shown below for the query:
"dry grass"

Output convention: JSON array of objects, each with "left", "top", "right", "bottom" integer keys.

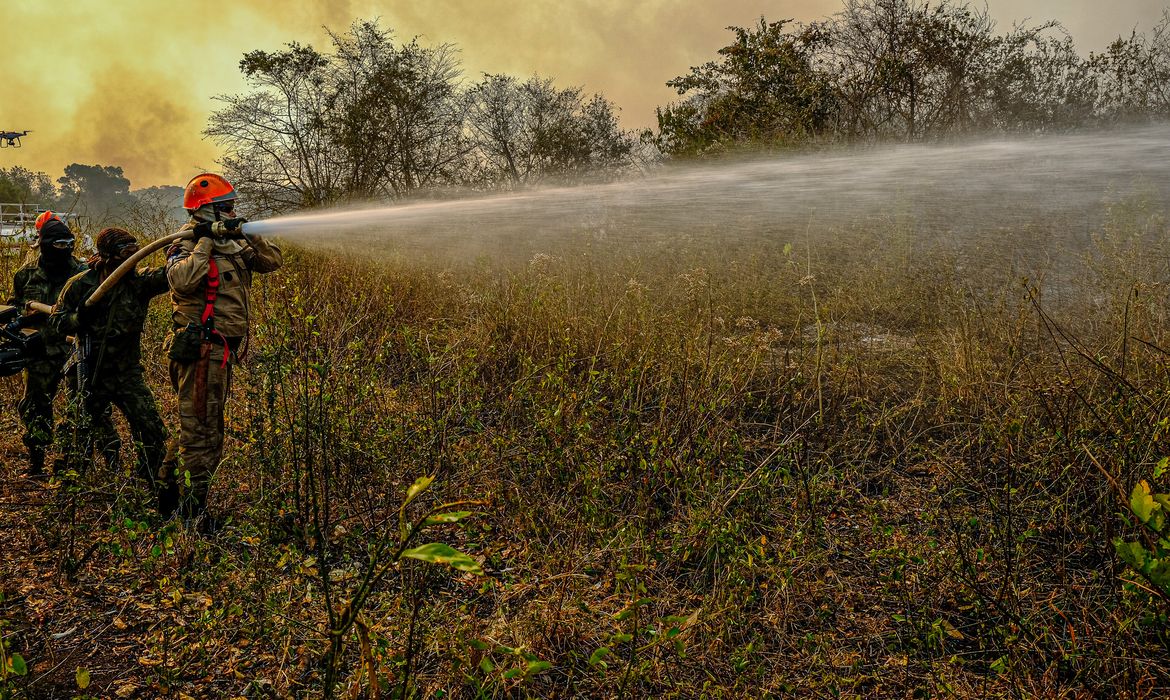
[{"left": 2, "top": 199, "right": 1170, "bottom": 699}]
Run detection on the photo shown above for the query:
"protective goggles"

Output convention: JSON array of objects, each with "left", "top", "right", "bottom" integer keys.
[
  {"left": 43, "top": 239, "right": 74, "bottom": 250},
  {"left": 111, "top": 241, "right": 139, "bottom": 256},
  {"left": 213, "top": 200, "right": 236, "bottom": 214}
]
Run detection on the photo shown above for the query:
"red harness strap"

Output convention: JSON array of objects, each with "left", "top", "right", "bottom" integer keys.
[
  {"left": 202, "top": 258, "right": 231, "bottom": 368},
  {"left": 201, "top": 258, "right": 219, "bottom": 323}
]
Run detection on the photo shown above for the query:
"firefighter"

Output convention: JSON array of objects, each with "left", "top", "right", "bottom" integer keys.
[
  {"left": 48, "top": 227, "right": 171, "bottom": 509},
  {"left": 165, "top": 173, "right": 282, "bottom": 531},
  {"left": 9, "top": 212, "right": 89, "bottom": 476}
]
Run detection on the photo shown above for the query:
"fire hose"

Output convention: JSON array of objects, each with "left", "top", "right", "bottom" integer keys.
[
  {"left": 85, "top": 221, "right": 249, "bottom": 307},
  {"left": 84, "top": 230, "right": 190, "bottom": 307},
  {"left": 0, "top": 223, "right": 249, "bottom": 377}
]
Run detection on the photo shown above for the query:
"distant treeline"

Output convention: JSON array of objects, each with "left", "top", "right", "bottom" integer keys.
[
  {"left": 657, "top": 1, "right": 1170, "bottom": 155},
  {"left": 0, "top": 164, "right": 130, "bottom": 208},
  {"left": 0, "top": 164, "right": 185, "bottom": 233}
]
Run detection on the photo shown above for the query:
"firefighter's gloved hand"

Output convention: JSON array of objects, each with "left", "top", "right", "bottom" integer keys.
[
  {"left": 192, "top": 221, "right": 217, "bottom": 241},
  {"left": 222, "top": 217, "right": 248, "bottom": 238}
]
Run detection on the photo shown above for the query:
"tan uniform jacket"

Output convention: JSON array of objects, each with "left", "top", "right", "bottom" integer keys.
[{"left": 166, "top": 223, "right": 283, "bottom": 339}]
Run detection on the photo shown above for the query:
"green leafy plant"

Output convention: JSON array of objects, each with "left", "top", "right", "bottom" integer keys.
[
  {"left": 0, "top": 595, "right": 27, "bottom": 700},
  {"left": 465, "top": 638, "right": 553, "bottom": 691},
  {"left": 1115, "top": 480, "right": 1170, "bottom": 603},
  {"left": 319, "top": 475, "right": 484, "bottom": 698}
]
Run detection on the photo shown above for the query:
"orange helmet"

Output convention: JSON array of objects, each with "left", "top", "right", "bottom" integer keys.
[
  {"left": 33, "top": 210, "right": 74, "bottom": 245},
  {"left": 183, "top": 173, "right": 236, "bottom": 210},
  {"left": 34, "top": 210, "right": 60, "bottom": 232}
]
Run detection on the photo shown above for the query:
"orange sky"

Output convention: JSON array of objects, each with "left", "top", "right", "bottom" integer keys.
[{"left": 1, "top": 0, "right": 1166, "bottom": 188}]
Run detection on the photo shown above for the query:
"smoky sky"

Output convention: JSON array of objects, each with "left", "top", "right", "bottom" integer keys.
[{"left": 1, "top": 0, "right": 1166, "bottom": 188}]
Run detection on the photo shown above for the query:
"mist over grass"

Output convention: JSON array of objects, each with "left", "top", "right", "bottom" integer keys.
[{"left": 248, "top": 126, "right": 1170, "bottom": 312}]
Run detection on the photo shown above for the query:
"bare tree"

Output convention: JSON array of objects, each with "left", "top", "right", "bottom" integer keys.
[
  {"left": 207, "top": 43, "right": 344, "bottom": 215},
  {"left": 984, "top": 23, "right": 1098, "bottom": 131},
  {"left": 466, "top": 75, "right": 638, "bottom": 185},
  {"left": 830, "top": 0, "right": 1000, "bottom": 140},
  {"left": 329, "top": 23, "right": 473, "bottom": 198},
  {"left": 209, "top": 21, "right": 480, "bottom": 211},
  {"left": 1088, "top": 10, "right": 1170, "bottom": 123}
]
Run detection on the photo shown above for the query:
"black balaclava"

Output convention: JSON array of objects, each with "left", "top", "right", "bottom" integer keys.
[{"left": 37, "top": 218, "right": 76, "bottom": 272}]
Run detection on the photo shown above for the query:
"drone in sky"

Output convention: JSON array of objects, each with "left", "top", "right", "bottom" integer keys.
[{"left": 0, "top": 131, "right": 31, "bottom": 148}]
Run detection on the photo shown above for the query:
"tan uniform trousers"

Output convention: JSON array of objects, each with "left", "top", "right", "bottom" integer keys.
[{"left": 169, "top": 351, "right": 232, "bottom": 513}]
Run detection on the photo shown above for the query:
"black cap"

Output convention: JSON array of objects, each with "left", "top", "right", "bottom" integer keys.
[{"left": 38, "top": 218, "right": 74, "bottom": 245}]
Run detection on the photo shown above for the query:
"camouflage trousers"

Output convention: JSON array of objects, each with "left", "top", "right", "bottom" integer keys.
[
  {"left": 62, "top": 368, "right": 168, "bottom": 487},
  {"left": 21, "top": 358, "right": 117, "bottom": 462},
  {"left": 18, "top": 359, "right": 68, "bottom": 454},
  {"left": 167, "top": 351, "right": 232, "bottom": 516}
]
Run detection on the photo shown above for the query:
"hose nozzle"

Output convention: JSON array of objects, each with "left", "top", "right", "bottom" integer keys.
[{"left": 206, "top": 219, "right": 247, "bottom": 239}]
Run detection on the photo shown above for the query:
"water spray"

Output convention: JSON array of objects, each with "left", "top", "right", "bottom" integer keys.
[
  {"left": 82, "top": 126, "right": 1170, "bottom": 304},
  {"left": 241, "top": 126, "right": 1170, "bottom": 258}
]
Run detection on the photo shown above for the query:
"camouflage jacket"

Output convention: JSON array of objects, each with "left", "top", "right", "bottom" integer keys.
[
  {"left": 8, "top": 256, "right": 88, "bottom": 359},
  {"left": 48, "top": 266, "right": 169, "bottom": 376},
  {"left": 167, "top": 222, "right": 282, "bottom": 339}
]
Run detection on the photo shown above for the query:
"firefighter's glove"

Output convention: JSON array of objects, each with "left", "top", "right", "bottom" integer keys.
[
  {"left": 192, "top": 221, "right": 217, "bottom": 241},
  {"left": 222, "top": 217, "right": 248, "bottom": 239}
]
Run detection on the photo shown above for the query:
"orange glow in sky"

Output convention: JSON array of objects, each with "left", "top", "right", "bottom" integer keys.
[{"left": 1, "top": 0, "right": 1166, "bottom": 188}]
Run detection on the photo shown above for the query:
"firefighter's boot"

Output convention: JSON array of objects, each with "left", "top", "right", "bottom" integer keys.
[{"left": 24, "top": 448, "right": 45, "bottom": 478}]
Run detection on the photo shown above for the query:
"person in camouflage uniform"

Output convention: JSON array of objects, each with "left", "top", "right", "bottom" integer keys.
[
  {"left": 7, "top": 212, "right": 98, "bottom": 475},
  {"left": 166, "top": 173, "right": 281, "bottom": 531},
  {"left": 49, "top": 227, "right": 171, "bottom": 511}
]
